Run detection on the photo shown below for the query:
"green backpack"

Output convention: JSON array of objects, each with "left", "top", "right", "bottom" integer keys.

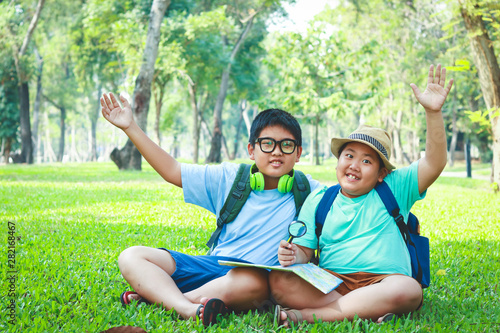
[{"left": 206, "top": 163, "right": 311, "bottom": 253}]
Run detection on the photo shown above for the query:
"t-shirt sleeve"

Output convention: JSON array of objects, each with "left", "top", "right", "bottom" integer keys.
[
  {"left": 386, "top": 160, "right": 425, "bottom": 222},
  {"left": 294, "top": 186, "right": 328, "bottom": 250},
  {"left": 181, "top": 162, "right": 238, "bottom": 215}
]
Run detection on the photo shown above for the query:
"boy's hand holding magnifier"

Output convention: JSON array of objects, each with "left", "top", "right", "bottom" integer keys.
[{"left": 278, "top": 221, "right": 307, "bottom": 267}]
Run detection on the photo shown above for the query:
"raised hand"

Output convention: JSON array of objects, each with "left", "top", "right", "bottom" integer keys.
[
  {"left": 410, "top": 64, "right": 454, "bottom": 113},
  {"left": 100, "top": 93, "right": 134, "bottom": 130}
]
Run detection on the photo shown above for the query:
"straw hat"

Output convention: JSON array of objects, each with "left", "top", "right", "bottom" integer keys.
[{"left": 330, "top": 125, "right": 396, "bottom": 170}]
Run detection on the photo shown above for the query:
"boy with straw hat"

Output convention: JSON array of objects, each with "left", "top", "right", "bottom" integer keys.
[{"left": 270, "top": 64, "right": 453, "bottom": 326}]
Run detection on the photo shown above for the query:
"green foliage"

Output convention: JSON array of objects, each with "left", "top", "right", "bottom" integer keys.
[
  {"left": 1, "top": 162, "right": 498, "bottom": 332},
  {"left": 0, "top": 59, "right": 19, "bottom": 141},
  {"left": 70, "top": 0, "right": 146, "bottom": 91},
  {"left": 465, "top": 109, "right": 493, "bottom": 133}
]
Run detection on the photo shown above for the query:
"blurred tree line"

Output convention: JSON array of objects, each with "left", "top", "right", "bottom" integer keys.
[{"left": 0, "top": 0, "right": 499, "bottom": 189}]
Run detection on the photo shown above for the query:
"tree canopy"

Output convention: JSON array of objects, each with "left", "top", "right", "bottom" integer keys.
[{"left": 0, "top": 0, "right": 498, "bottom": 189}]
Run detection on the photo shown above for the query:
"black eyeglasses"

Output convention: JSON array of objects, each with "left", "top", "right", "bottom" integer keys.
[{"left": 255, "top": 137, "right": 298, "bottom": 154}]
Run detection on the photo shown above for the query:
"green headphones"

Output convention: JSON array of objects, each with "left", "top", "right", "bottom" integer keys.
[{"left": 249, "top": 164, "right": 295, "bottom": 193}]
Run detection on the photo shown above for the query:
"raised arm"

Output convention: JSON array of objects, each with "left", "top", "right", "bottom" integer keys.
[
  {"left": 101, "top": 93, "right": 182, "bottom": 187},
  {"left": 410, "top": 64, "right": 453, "bottom": 194}
]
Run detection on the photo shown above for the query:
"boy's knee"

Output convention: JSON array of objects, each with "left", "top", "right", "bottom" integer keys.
[
  {"left": 269, "top": 270, "right": 303, "bottom": 298},
  {"left": 118, "top": 246, "right": 139, "bottom": 273},
  {"left": 228, "top": 268, "right": 269, "bottom": 293},
  {"left": 118, "top": 246, "right": 176, "bottom": 278},
  {"left": 118, "top": 246, "right": 156, "bottom": 274},
  {"left": 118, "top": 246, "right": 141, "bottom": 263},
  {"left": 220, "top": 268, "right": 270, "bottom": 309},
  {"left": 389, "top": 277, "right": 422, "bottom": 310}
]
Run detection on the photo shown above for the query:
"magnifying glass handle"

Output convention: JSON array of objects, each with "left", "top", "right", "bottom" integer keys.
[{"left": 287, "top": 235, "right": 294, "bottom": 243}]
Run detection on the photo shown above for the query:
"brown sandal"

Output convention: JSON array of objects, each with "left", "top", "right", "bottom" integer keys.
[{"left": 274, "top": 305, "right": 303, "bottom": 327}]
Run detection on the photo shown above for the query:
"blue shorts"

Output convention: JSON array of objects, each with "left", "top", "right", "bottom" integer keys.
[{"left": 160, "top": 248, "right": 250, "bottom": 293}]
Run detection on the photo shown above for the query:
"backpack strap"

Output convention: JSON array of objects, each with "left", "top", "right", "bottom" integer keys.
[
  {"left": 374, "top": 181, "right": 424, "bottom": 284},
  {"left": 374, "top": 181, "right": 409, "bottom": 242},
  {"left": 315, "top": 184, "right": 341, "bottom": 238},
  {"left": 206, "top": 164, "right": 252, "bottom": 251},
  {"left": 312, "top": 184, "right": 341, "bottom": 264},
  {"left": 292, "top": 170, "right": 311, "bottom": 217},
  {"left": 206, "top": 165, "right": 312, "bottom": 253}
]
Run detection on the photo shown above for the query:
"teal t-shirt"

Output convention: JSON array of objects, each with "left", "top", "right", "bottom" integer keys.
[{"left": 295, "top": 161, "right": 424, "bottom": 275}]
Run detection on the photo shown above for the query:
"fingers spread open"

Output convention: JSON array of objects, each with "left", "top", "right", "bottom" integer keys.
[
  {"left": 445, "top": 78, "right": 454, "bottom": 94},
  {"left": 120, "top": 94, "right": 131, "bottom": 108},
  {"left": 439, "top": 66, "right": 446, "bottom": 86},
  {"left": 101, "top": 93, "right": 112, "bottom": 109},
  {"left": 427, "top": 64, "right": 435, "bottom": 84},
  {"left": 109, "top": 92, "right": 119, "bottom": 108},
  {"left": 409, "top": 83, "right": 420, "bottom": 98}
]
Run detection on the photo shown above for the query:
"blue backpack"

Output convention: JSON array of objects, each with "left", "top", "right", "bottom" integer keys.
[{"left": 315, "top": 181, "right": 430, "bottom": 288}]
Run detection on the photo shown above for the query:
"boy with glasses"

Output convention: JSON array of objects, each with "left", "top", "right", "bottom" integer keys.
[{"left": 100, "top": 97, "right": 321, "bottom": 326}]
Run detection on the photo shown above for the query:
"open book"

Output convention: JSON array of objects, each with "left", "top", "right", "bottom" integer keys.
[{"left": 218, "top": 260, "right": 343, "bottom": 294}]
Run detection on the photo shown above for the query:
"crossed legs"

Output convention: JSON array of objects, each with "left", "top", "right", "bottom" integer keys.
[
  {"left": 118, "top": 246, "right": 269, "bottom": 319},
  {"left": 269, "top": 270, "right": 422, "bottom": 324}
]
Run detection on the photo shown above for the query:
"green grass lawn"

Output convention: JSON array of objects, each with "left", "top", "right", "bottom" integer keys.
[{"left": 1, "top": 162, "right": 499, "bottom": 332}]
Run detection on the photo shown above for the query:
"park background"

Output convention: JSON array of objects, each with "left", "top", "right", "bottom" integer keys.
[{"left": 1, "top": 0, "right": 499, "bottom": 332}]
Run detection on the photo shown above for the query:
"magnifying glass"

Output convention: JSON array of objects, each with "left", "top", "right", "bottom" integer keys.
[{"left": 287, "top": 220, "right": 307, "bottom": 243}]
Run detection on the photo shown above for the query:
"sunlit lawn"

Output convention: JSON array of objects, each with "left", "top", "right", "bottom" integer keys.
[{"left": 1, "top": 161, "right": 499, "bottom": 332}]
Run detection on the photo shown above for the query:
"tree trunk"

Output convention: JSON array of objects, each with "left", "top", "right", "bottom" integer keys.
[
  {"left": 19, "top": 83, "right": 33, "bottom": 164},
  {"left": 309, "top": 124, "right": 314, "bottom": 165},
  {"left": 187, "top": 80, "right": 199, "bottom": 163},
  {"left": 171, "top": 134, "right": 179, "bottom": 159},
  {"left": 231, "top": 100, "right": 246, "bottom": 160},
  {"left": 3, "top": 138, "right": 12, "bottom": 164},
  {"left": 57, "top": 107, "right": 66, "bottom": 162},
  {"left": 33, "top": 47, "right": 43, "bottom": 163},
  {"left": 154, "top": 99, "right": 162, "bottom": 147},
  {"left": 385, "top": 75, "right": 396, "bottom": 164},
  {"left": 89, "top": 87, "right": 101, "bottom": 161},
  {"left": 70, "top": 124, "right": 80, "bottom": 162},
  {"left": 221, "top": 134, "right": 230, "bottom": 160},
  {"left": 153, "top": 82, "right": 165, "bottom": 146},
  {"left": 44, "top": 95, "right": 67, "bottom": 163},
  {"left": 410, "top": 97, "right": 420, "bottom": 162},
  {"left": 448, "top": 87, "right": 458, "bottom": 167},
  {"left": 110, "top": 0, "right": 170, "bottom": 170},
  {"left": 14, "top": 0, "right": 45, "bottom": 164},
  {"left": 460, "top": 3, "right": 500, "bottom": 191},
  {"left": 43, "top": 112, "right": 56, "bottom": 163},
  {"left": 315, "top": 114, "right": 320, "bottom": 165},
  {"left": 242, "top": 106, "right": 253, "bottom": 137},
  {"left": 393, "top": 109, "right": 404, "bottom": 165},
  {"left": 206, "top": 14, "right": 256, "bottom": 163}
]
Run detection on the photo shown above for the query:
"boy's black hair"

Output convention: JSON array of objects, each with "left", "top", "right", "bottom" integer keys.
[
  {"left": 248, "top": 108, "right": 302, "bottom": 147},
  {"left": 338, "top": 143, "right": 386, "bottom": 170}
]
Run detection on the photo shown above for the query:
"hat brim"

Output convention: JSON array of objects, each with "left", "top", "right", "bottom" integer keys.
[{"left": 331, "top": 138, "right": 396, "bottom": 170}]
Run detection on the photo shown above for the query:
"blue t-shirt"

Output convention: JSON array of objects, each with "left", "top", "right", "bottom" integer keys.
[
  {"left": 181, "top": 162, "right": 321, "bottom": 266},
  {"left": 295, "top": 161, "right": 424, "bottom": 276}
]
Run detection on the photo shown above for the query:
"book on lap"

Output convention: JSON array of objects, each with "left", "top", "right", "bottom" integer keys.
[{"left": 218, "top": 260, "right": 342, "bottom": 294}]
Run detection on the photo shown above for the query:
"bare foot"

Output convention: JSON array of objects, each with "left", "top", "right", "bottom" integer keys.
[
  {"left": 280, "top": 310, "right": 290, "bottom": 327},
  {"left": 377, "top": 313, "right": 396, "bottom": 323},
  {"left": 196, "top": 297, "right": 209, "bottom": 320},
  {"left": 127, "top": 293, "right": 142, "bottom": 302}
]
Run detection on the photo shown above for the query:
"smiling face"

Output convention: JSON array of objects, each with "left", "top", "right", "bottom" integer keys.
[
  {"left": 336, "top": 142, "right": 389, "bottom": 198},
  {"left": 248, "top": 125, "right": 302, "bottom": 190}
]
